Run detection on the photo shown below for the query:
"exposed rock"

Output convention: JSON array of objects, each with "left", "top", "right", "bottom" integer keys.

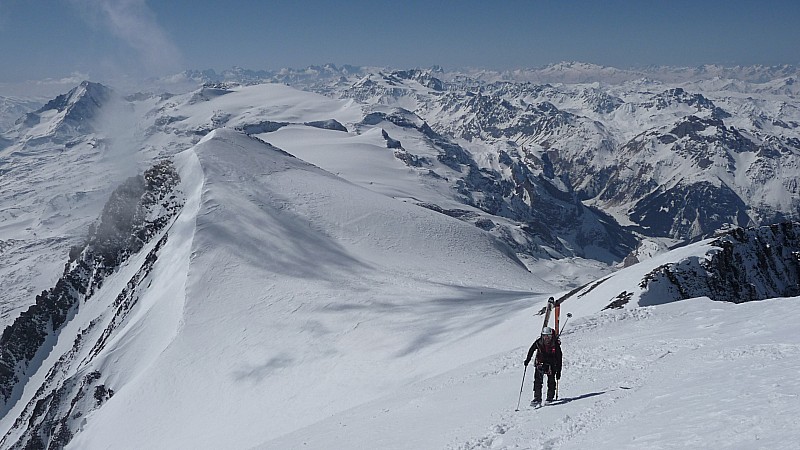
[
  {"left": 639, "top": 222, "right": 800, "bottom": 305},
  {"left": 0, "top": 161, "right": 182, "bottom": 416},
  {"left": 304, "top": 119, "right": 347, "bottom": 132},
  {"left": 235, "top": 120, "right": 288, "bottom": 134},
  {"left": 381, "top": 129, "right": 402, "bottom": 149}
]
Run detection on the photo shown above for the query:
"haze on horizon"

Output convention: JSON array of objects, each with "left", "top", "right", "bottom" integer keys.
[{"left": 0, "top": 0, "right": 798, "bottom": 95}]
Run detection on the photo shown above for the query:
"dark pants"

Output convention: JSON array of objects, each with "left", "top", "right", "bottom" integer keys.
[{"left": 533, "top": 365, "right": 557, "bottom": 402}]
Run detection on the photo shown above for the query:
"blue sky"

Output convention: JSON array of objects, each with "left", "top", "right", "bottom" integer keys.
[{"left": 0, "top": 0, "right": 798, "bottom": 83}]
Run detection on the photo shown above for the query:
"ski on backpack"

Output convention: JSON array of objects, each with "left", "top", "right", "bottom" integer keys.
[
  {"left": 541, "top": 297, "right": 554, "bottom": 331},
  {"left": 541, "top": 296, "right": 570, "bottom": 336},
  {"left": 554, "top": 301, "right": 560, "bottom": 337}
]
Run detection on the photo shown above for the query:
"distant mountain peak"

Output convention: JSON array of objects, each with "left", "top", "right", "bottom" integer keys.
[
  {"left": 36, "top": 81, "right": 112, "bottom": 114},
  {"left": 21, "top": 81, "right": 114, "bottom": 135}
]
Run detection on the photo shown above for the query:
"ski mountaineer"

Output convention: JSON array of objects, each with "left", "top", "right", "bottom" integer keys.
[{"left": 524, "top": 326, "right": 562, "bottom": 406}]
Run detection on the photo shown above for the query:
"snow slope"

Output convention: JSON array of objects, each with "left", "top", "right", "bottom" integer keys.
[
  {"left": 254, "top": 226, "right": 800, "bottom": 449},
  {"left": 56, "top": 129, "right": 550, "bottom": 449},
  {"left": 261, "top": 295, "right": 800, "bottom": 450}
]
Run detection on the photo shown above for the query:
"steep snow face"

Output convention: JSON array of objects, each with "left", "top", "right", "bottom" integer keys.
[
  {"left": 60, "top": 129, "right": 550, "bottom": 449},
  {"left": 18, "top": 81, "right": 114, "bottom": 139},
  {"left": 0, "top": 160, "right": 186, "bottom": 448}
]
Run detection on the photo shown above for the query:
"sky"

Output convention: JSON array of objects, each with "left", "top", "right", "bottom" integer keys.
[{"left": 0, "top": 0, "right": 799, "bottom": 87}]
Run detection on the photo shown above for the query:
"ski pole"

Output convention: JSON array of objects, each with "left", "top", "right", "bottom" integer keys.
[
  {"left": 555, "top": 378, "right": 559, "bottom": 400},
  {"left": 515, "top": 365, "right": 528, "bottom": 411}
]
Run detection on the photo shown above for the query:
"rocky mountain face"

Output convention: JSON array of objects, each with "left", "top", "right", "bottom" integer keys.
[
  {"left": 19, "top": 81, "right": 113, "bottom": 137},
  {"left": 355, "top": 106, "right": 637, "bottom": 262},
  {"left": 639, "top": 222, "right": 800, "bottom": 305},
  {"left": 0, "top": 161, "right": 182, "bottom": 449}
]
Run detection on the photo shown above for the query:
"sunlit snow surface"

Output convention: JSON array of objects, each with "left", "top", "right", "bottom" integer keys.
[
  {"left": 55, "top": 130, "right": 547, "bottom": 449},
  {"left": 63, "top": 131, "right": 800, "bottom": 449},
  {"left": 263, "top": 297, "right": 800, "bottom": 450}
]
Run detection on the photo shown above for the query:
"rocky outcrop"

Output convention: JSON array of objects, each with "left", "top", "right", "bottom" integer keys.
[
  {"left": 305, "top": 119, "right": 347, "bottom": 132},
  {"left": 2, "top": 235, "right": 169, "bottom": 450},
  {"left": 235, "top": 120, "right": 288, "bottom": 135},
  {"left": 0, "top": 161, "right": 181, "bottom": 418},
  {"left": 639, "top": 222, "right": 800, "bottom": 305}
]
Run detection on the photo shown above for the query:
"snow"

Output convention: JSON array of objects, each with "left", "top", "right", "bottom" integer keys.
[
  {"left": 61, "top": 129, "right": 549, "bottom": 449},
  {"left": 260, "top": 296, "right": 800, "bottom": 450},
  {"left": 162, "top": 83, "right": 363, "bottom": 133},
  {"left": 55, "top": 130, "right": 800, "bottom": 449},
  {"left": 3, "top": 69, "right": 800, "bottom": 449}
]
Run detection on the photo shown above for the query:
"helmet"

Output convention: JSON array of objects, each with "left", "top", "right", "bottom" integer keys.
[{"left": 541, "top": 327, "right": 553, "bottom": 336}]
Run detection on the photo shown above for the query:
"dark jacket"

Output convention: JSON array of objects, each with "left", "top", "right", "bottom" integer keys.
[{"left": 524, "top": 337, "right": 562, "bottom": 375}]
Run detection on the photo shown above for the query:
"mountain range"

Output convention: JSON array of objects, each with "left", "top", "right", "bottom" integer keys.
[{"left": 1, "top": 63, "right": 799, "bottom": 448}]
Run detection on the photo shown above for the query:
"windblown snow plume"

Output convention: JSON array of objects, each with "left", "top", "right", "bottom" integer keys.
[{"left": 67, "top": 0, "right": 183, "bottom": 77}]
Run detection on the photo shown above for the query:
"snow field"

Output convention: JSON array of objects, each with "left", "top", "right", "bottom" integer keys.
[{"left": 262, "top": 296, "right": 800, "bottom": 450}]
